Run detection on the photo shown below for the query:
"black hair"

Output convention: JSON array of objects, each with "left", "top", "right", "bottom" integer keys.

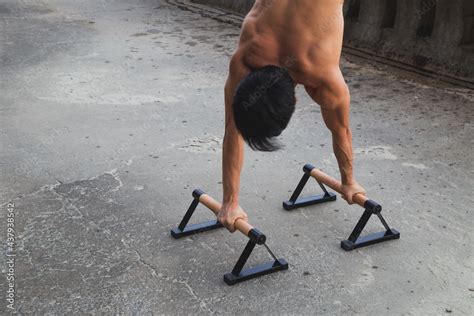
[{"left": 232, "top": 65, "right": 296, "bottom": 152}]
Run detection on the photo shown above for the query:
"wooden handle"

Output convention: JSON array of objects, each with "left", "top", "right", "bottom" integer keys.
[
  {"left": 199, "top": 194, "right": 254, "bottom": 236},
  {"left": 309, "top": 168, "right": 368, "bottom": 208}
]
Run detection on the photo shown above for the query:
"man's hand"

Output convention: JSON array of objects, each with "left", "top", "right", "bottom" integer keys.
[
  {"left": 341, "top": 181, "right": 366, "bottom": 205},
  {"left": 217, "top": 203, "right": 249, "bottom": 233}
]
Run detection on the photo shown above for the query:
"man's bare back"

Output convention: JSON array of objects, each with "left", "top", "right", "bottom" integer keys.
[
  {"left": 238, "top": 0, "right": 345, "bottom": 86},
  {"left": 218, "top": 0, "right": 366, "bottom": 232}
]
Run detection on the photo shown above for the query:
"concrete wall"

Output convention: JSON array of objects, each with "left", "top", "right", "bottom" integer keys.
[{"left": 192, "top": 0, "right": 474, "bottom": 82}]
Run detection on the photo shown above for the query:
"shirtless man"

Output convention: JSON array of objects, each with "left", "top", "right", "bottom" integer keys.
[{"left": 218, "top": 0, "right": 366, "bottom": 232}]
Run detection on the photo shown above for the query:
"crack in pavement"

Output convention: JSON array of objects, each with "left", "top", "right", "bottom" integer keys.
[{"left": 120, "top": 238, "right": 213, "bottom": 313}]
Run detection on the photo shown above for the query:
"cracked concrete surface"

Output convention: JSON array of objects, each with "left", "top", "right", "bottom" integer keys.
[{"left": 0, "top": 0, "right": 473, "bottom": 314}]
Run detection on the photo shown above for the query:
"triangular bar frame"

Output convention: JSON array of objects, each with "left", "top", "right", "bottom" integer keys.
[
  {"left": 223, "top": 239, "right": 288, "bottom": 285},
  {"left": 283, "top": 165, "right": 400, "bottom": 251},
  {"left": 171, "top": 190, "right": 288, "bottom": 285}
]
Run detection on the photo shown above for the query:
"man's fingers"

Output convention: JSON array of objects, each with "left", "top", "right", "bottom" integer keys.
[
  {"left": 219, "top": 217, "right": 242, "bottom": 233},
  {"left": 237, "top": 214, "right": 249, "bottom": 222},
  {"left": 217, "top": 209, "right": 249, "bottom": 233},
  {"left": 342, "top": 193, "right": 354, "bottom": 204},
  {"left": 347, "top": 197, "right": 354, "bottom": 204},
  {"left": 217, "top": 215, "right": 234, "bottom": 232},
  {"left": 225, "top": 220, "right": 236, "bottom": 233}
]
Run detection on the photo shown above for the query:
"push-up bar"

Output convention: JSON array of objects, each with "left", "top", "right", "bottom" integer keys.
[
  {"left": 171, "top": 189, "right": 288, "bottom": 285},
  {"left": 284, "top": 163, "right": 400, "bottom": 251}
]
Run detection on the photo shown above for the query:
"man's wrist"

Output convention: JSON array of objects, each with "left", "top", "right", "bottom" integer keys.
[
  {"left": 341, "top": 176, "right": 355, "bottom": 185},
  {"left": 223, "top": 195, "right": 239, "bottom": 206}
]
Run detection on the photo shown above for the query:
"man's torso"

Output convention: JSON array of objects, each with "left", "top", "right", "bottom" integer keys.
[{"left": 237, "top": 0, "right": 345, "bottom": 86}]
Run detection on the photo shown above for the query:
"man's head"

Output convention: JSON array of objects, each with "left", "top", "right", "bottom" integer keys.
[{"left": 232, "top": 65, "right": 296, "bottom": 151}]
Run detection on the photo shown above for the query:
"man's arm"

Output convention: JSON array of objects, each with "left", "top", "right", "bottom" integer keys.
[
  {"left": 219, "top": 54, "right": 251, "bottom": 232},
  {"left": 222, "top": 79, "right": 244, "bottom": 206},
  {"left": 320, "top": 100, "right": 354, "bottom": 185},
  {"left": 306, "top": 68, "right": 365, "bottom": 204}
]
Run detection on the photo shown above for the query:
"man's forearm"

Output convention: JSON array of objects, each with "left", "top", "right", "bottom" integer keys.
[
  {"left": 331, "top": 128, "right": 354, "bottom": 184},
  {"left": 222, "top": 128, "right": 244, "bottom": 205}
]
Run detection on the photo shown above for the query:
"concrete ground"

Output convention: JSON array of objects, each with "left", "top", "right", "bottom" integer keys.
[{"left": 1, "top": 0, "right": 473, "bottom": 314}]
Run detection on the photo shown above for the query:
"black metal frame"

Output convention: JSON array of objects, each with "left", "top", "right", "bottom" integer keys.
[
  {"left": 171, "top": 189, "right": 288, "bottom": 285},
  {"left": 170, "top": 191, "right": 224, "bottom": 239},
  {"left": 283, "top": 164, "right": 400, "bottom": 251},
  {"left": 223, "top": 239, "right": 288, "bottom": 285}
]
